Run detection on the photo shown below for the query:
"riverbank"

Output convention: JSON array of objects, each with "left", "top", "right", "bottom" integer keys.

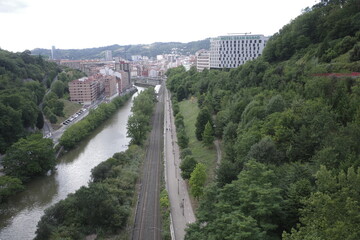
[{"left": 0, "top": 87, "right": 143, "bottom": 240}]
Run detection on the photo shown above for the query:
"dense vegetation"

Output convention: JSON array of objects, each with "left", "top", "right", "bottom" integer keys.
[
  {"left": 126, "top": 87, "right": 157, "bottom": 145},
  {"left": 35, "top": 145, "right": 144, "bottom": 239},
  {"left": 0, "top": 49, "right": 60, "bottom": 153},
  {"left": 59, "top": 89, "right": 137, "bottom": 150},
  {"left": 32, "top": 39, "right": 210, "bottom": 60},
  {"left": 166, "top": 1, "right": 360, "bottom": 239},
  {"left": 0, "top": 49, "right": 60, "bottom": 202}
]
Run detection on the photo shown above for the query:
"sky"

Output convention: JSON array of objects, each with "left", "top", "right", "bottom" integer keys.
[{"left": 0, "top": 0, "right": 318, "bottom": 52}]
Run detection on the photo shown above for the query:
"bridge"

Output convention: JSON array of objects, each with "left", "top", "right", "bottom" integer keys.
[{"left": 133, "top": 76, "right": 165, "bottom": 87}]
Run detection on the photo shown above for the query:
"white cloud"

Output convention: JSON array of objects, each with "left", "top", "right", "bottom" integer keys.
[
  {"left": 0, "top": 0, "right": 318, "bottom": 52},
  {"left": 0, "top": 0, "right": 27, "bottom": 13}
]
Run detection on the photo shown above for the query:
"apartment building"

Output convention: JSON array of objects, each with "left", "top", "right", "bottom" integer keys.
[
  {"left": 210, "top": 34, "right": 268, "bottom": 69},
  {"left": 103, "top": 75, "right": 118, "bottom": 98},
  {"left": 196, "top": 49, "right": 210, "bottom": 72},
  {"left": 69, "top": 76, "right": 100, "bottom": 104}
]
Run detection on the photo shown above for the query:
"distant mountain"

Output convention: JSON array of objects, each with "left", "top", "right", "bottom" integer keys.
[{"left": 32, "top": 39, "right": 210, "bottom": 60}]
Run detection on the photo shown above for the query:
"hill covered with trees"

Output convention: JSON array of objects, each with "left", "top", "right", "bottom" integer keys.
[
  {"left": 166, "top": 0, "right": 360, "bottom": 239},
  {"left": 0, "top": 49, "right": 60, "bottom": 153},
  {"left": 31, "top": 39, "right": 210, "bottom": 60}
]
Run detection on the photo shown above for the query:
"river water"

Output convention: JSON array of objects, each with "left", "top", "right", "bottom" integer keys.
[{"left": 0, "top": 87, "right": 143, "bottom": 240}]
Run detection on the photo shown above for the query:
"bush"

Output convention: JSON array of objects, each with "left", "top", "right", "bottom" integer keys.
[
  {"left": 349, "top": 43, "right": 360, "bottom": 62},
  {"left": 180, "top": 155, "right": 197, "bottom": 180},
  {"left": 180, "top": 148, "right": 193, "bottom": 160},
  {"left": 0, "top": 176, "right": 24, "bottom": 203}
]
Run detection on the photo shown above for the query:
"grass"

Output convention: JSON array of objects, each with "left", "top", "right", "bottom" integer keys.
[
  {"left": 179, "top": 98, "right": 217, "bottom": 182},
  {"left": 55, "top": 99, "right": 83, "bottom": 126}
]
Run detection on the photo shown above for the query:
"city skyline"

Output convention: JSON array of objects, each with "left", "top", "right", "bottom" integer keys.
[{"left": 0, "top": 0, "right": 318, "bottom": 52}]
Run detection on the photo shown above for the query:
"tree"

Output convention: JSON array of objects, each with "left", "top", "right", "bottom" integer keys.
[
  {"left": 0, "top": 103, "right": 23, "bottom": 153},
  {"left": 247, "top": 137, "right": 281, "bottom": 164},
  {"left": 189, "top": 163, "right": 207, "bottom": 199},
  {"left": 3, "top": 134, "right": 56, "bottom": 181},
  {"left": 127, "top": 113, "right": 149, "bottom": 145},
  {"left": 177, "top": 128, "right": 189, "bottom": 149},
  {"left": 283, "top": 166, "right": 360, "bottom": 240},
  {"left": 180, "top": 155, "right": 197, "bottom": 180},
  {"left": 48, "top": 112, "right": 57, "bottom": 124},
  {"left": 24, "top": 81, "right": 46, "bottom": 105},
  {"left": 180, "top": 148, "right": 192, "bottom": 160},
  {"left": 349, "top": 43, "right": 360, "bottom": 62},
  {"left": 202, "top": 121, "right": 214, "bottom": 147},
  {"left": 36, "top": 110, "right": 44, "bottom": 129},
  {"left": 195, "top": 108, "right": 212, "bottom": 141},
  {"left": 0, "top": 176, "right": 24, "bottom": 203}
]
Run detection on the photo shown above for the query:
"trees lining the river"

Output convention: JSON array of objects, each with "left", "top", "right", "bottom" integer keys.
[
  {"left": 126, "top": 87, "right": 156, "bottom": 145},
  {"left": 35, "top": 145, "right": 144, "bottom": 239},
  {"left": 35, "top": 88, "right": 157, "bottom": 239},
  {"left": 59, "top": 89, "right": 136, "bottom": 150}
]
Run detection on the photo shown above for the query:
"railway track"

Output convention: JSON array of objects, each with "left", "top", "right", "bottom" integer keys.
[{"left": 132, "top": 86, "right": 164, "bottom": 240}]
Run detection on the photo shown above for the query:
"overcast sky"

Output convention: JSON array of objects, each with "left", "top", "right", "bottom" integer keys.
[{"left": 0, "top": 0, "right": 318, "bottom": 52}]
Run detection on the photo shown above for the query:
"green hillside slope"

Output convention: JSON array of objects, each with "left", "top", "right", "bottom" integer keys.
[
  {"left": 0, "top": 49, "right": 60, "bottom": 153},
  {"left": 166, "top": 1, "right": 360, "bottom": 239},
  {"left": 32, "top": 39, "right": 210, "bottom": 60}
]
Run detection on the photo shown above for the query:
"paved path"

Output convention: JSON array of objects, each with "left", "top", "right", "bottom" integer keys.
[{"left": 164, "top": 87, "right": 196, "bottom": 240}]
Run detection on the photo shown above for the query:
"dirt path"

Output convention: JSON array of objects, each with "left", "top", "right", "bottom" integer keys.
[{"left": 214, "top": 139, "right": 222, "bottom": 166}]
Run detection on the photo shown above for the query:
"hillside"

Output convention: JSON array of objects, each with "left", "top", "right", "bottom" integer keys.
[
  {"left": 32, "top": 39, "right": 210, "bottom": 60},
  {"left": 166, "top": 0, "right": 360, "bottom": 239},
  {"left": 0, "top": 49, "right": 60, "bottom": 153}
]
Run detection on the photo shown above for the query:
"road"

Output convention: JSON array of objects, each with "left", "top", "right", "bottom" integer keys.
[
  {"left": 132, "top": 85, "right": 164, "bottom": 240},
  {"left": 164, "top": 87, "right": 196, "bottom": 240}
]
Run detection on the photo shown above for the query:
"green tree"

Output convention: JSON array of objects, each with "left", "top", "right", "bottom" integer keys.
[
  {"left": 0, "top": 103, "right": 23, "bottom": 153},
  {"left": 51, "top": 80, "right": 65, "bottom": 98},
  {"left": 24, "top": 81, "right": 46, "bottom": 105},
  {"left": 195, "top": 108, "right": 212, "bottom": 141},
  {"left": 36, "top": 110, "right": 44, "bottom": 129},
  {"left": 349, "top": 43, "right": 360, "bottom": 62},
  {"left": 180, "top": 155, "right": 197, "bottom": 180},
  {"left": 202, "top": 121, "right": 214, "bottom": 147},
  {"left": 283, "top": 166, "right": 360, "bottom": 240},
  {"left": 3, "top": 134, "right": 56, "bottom": 181},
  {"left": 127, "top": 113, "right": 150, "bottom": 145},
  {"left": 48, "top": 112, "right": 57, "bottom": 124},
  {"left": 180, "top": 148, "right": 192, "bottom": 160},
  {"left": 177, "top": 128, "right": 189, "bottom": 149},
  {"left": 0, "top": 176, "right": 24, "bottom": 203},
  {"left": 189, "top": 163, "right": 207, "bottom": 199}
]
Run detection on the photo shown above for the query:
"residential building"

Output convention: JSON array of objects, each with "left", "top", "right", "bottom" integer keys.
[
  {"left": 69, "top": 76, "right": 100, "bottom": 104},
  {"left": 196, "top": 49, "right": 210, "bottom": 72},
  {"left": 210, "top": 34, "right": 268, "bottom": 69},
  {"left": 103, "top": 75, "right": 118, "bottom": 98}
]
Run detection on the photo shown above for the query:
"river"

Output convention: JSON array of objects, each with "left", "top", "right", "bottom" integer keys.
[{"left": 0, "top": 87, "right": 144, "bottom": 240}]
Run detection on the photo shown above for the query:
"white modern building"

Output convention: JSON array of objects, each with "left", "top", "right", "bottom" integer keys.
[
  {"left": 210, "top": 34, "right": 269, "bottom": 69},
  {"left": 196, "top": 49, "right": 210, "bottom": 72}
]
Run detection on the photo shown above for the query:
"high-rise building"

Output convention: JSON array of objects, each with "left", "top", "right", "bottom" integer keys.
[
  {"left": 210, "top": 34, "right": 268, "bottom": 69},
  {"left": 51, "top": 46, "right": 56, "bottom": 60},
  {"left": 196, "top": 49, "right": 210, "bottom": 72},
  {"left": 105, "top": 50, "right": 112, "bottom": 61}
]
